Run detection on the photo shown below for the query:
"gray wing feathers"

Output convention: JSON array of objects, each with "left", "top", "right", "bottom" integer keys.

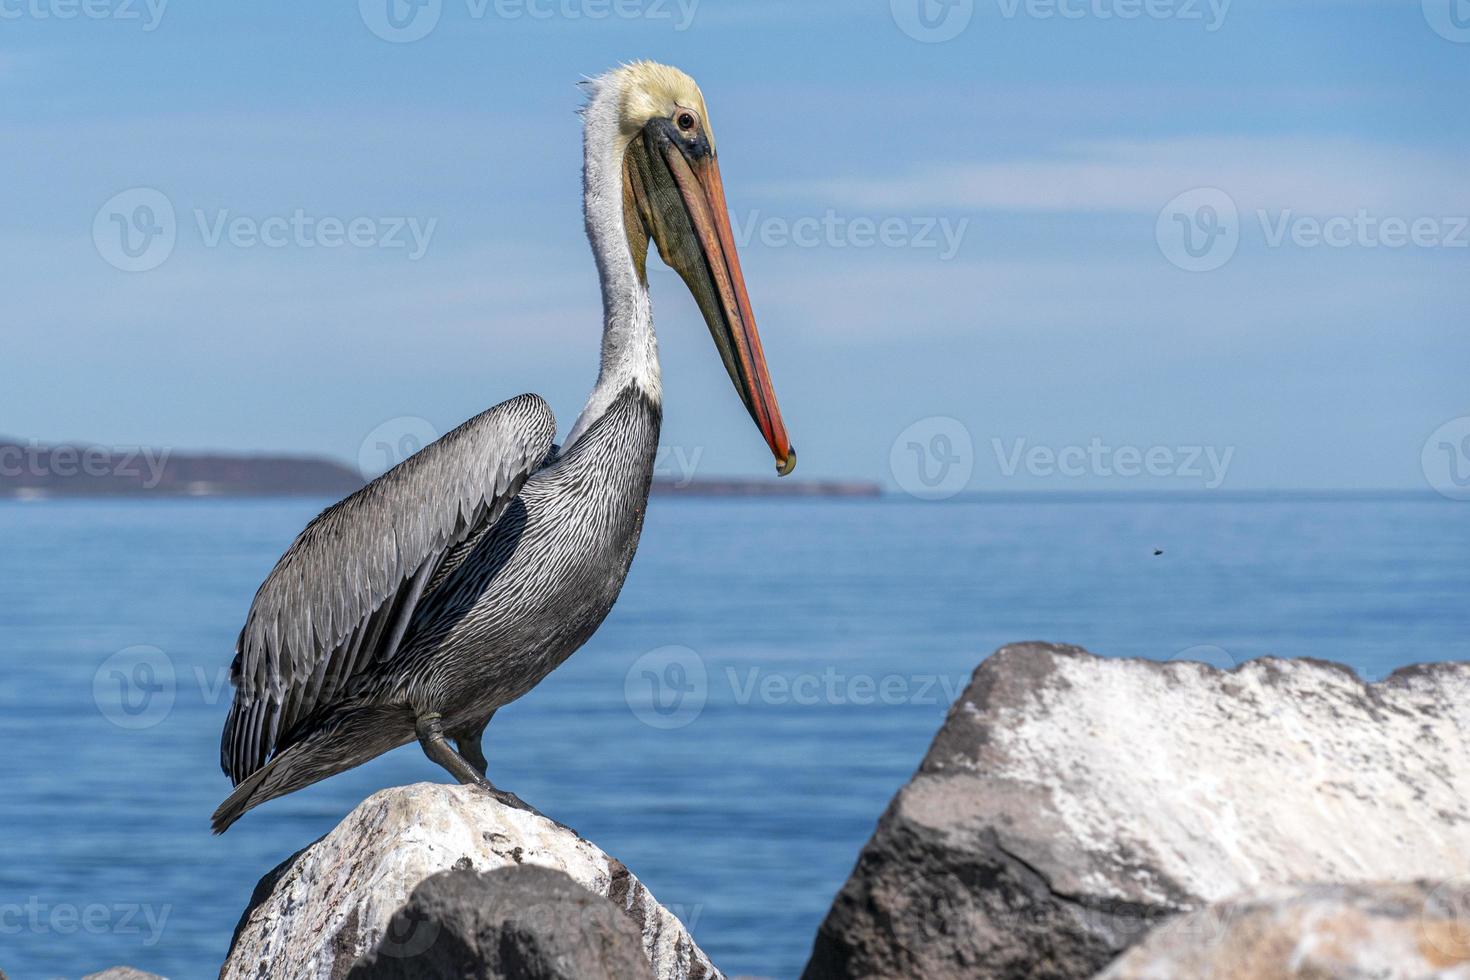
[{"left": 221, "top": 393, "right": 556, "bottom": 784}]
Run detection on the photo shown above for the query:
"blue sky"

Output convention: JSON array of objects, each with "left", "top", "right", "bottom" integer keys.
[{"left": 2, "top": 0, "right": 1467, "bottom": 491}]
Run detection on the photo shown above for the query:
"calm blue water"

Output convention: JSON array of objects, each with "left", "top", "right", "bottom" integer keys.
[{"left": 0, "top": 495, "right": 1466, "bottom": 979}]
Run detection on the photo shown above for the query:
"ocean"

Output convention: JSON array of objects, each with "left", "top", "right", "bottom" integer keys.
[{"left": 0, "top": 494, "right": 1466, "bottom": 979}]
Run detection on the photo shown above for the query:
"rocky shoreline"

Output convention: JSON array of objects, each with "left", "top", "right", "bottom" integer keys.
[{"left": 81, "top": 642, "right": 1470, "bottom": 979}]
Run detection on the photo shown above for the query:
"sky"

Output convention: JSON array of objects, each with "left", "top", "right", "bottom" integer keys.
[{"left": 2, "top": 0, "right": 1467, "bottom": 492}]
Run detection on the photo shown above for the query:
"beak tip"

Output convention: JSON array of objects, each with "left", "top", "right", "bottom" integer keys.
[{"left": 776, "top": 447, "right": 797, "bottom": 477}]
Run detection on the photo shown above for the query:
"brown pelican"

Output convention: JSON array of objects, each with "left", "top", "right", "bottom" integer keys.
[{"left": 212, "top": 62, "right": 794, "bottom": 833}]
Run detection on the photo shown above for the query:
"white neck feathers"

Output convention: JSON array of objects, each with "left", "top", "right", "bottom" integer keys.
[{"left": 566, "top": 73, "right": 661, "bottom": 449}]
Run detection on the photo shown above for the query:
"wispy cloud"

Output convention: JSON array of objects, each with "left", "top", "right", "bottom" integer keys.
[{"left": 767, "top": 137, "right": 1470, "bottom": 215}]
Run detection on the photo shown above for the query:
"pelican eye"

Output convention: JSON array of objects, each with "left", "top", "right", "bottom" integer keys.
[{"left": 676, "top": 111, "right": 697, "bottom": 132}]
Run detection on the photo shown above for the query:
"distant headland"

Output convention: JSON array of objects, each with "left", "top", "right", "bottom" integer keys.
[{"left": 0, "top": 438, "right": 880, "bottom": 500}]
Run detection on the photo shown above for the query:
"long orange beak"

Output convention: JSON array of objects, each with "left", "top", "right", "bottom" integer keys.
[{"left": 636, "top": 120, "right": 796, "bottom": 476}]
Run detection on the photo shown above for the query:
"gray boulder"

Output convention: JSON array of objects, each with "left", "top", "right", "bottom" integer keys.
[
  {"left": 1095, "top": 881, "right": 1470, "bottom": 979},
  {"left": 803, "top": 642, "right": 1470, "bottom": 979},
  {"left": 347, "top": 865, "right": 654, "bottom": 979},
  {"left": 81, "top": 970, "right": 167, "bottom": 980},
  {"left": 222, "top": 783, "right": 719, "bottom": 980}
]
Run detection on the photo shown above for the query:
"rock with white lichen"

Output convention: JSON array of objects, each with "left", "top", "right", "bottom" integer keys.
[
  {"left": 801, "top": 642, "right": 1470, "bottom": 980},
  {"left": 1094, "top": 881, "right": 1470, "bottom": 979},
  {"left": 81, "top": 970, "right": 167, "bottom": 980},
  {"left": 220, "top": 783, "right": 720, "bottom": 980}
]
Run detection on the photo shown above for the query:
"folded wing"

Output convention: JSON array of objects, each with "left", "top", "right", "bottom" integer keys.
[{"left": 220, "top": 393, "right": 557, "bottom": 785}]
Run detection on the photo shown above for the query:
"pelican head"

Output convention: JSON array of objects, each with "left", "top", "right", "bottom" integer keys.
[{"left": 602, "top": 62, "right": 796, "bottom": 476}]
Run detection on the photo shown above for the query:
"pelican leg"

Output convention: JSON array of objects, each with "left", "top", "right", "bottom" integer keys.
[
  {"left": 416, "top": 711, "right": 536, "bottom": 814},
  {"left": 453, "top": 712, "right": 494, "bottom": 777}
]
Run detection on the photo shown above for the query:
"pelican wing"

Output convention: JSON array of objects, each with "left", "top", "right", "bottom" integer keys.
[{"left": 220, "top": 393, "right": 557, "bottom": 784}]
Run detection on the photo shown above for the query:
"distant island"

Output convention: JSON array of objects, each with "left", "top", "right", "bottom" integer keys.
[{"left": 0, "top": 438, "right": 879, "bottom": 500}]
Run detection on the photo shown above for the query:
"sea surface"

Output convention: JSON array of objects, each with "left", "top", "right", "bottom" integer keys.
[{"left": 0, "top": 494, "right": 1466, "bottom": 979}]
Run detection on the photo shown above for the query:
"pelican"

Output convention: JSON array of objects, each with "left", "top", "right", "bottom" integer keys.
[{"left": 212, "top": 62, "right": 794, "bottom": 833}]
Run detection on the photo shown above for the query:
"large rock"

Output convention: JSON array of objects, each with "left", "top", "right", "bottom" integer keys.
[
  {"left": 347, "top": 865, "right": 654, "bottom": 979},
  {"left": 222, "top": 783, "right": 719, "bottom": 980},
  {"left": 802, "top": 642, "right": 1470, "bottom": 980},
  {"left": 82, "top": 971, "right": 167, "bottom": 980},
  {"left": 1095, "top": 881, "right": 1470, "bottom": 978}
]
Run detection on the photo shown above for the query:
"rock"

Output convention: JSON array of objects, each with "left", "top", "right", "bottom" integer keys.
[
  {"left": 222, "top": 783, "right": 719, "bottom": 980},
  {"left": 81, "top": 970, "right": 168, "bottom": 980},
  {"left": 802, "top": 642, "right": 1470, "bottom": 980},
  {"left": 346, "top": 865, "right": 654, "bottom": 979},
  {"left": 1095, "top": 881, "right": 1470, "bottom": 979}
]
